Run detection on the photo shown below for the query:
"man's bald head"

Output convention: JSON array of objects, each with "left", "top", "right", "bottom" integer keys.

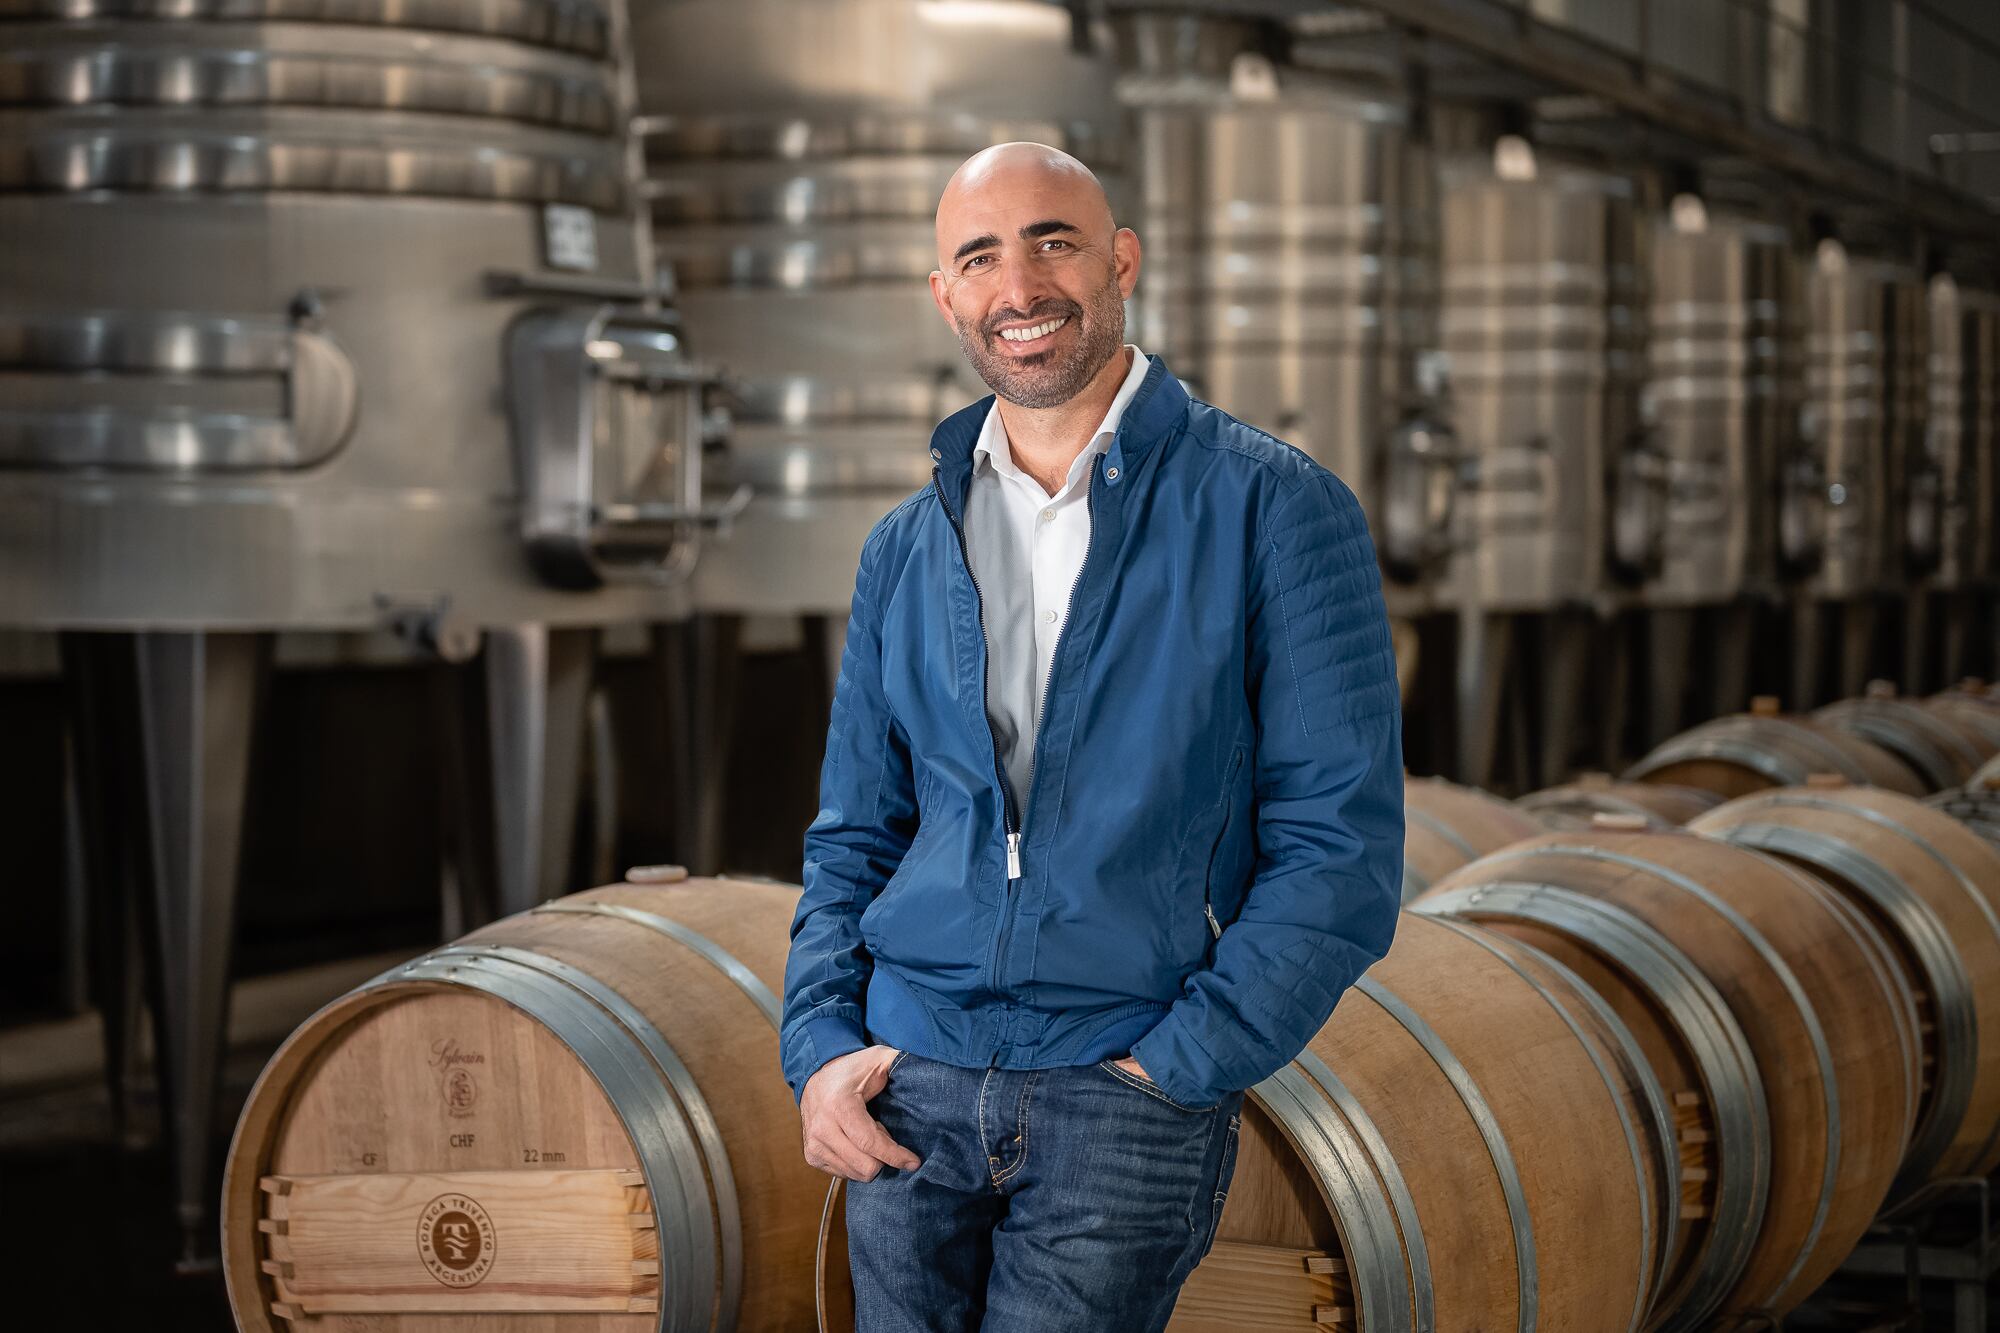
[
  {"left": 934, "top": 142, "right": 1115, "bottom": 267},
  {"left": 930, "top": 142, "right": 1140, "bottom": 409}
]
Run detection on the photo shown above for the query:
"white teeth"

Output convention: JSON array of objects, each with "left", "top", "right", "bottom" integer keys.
[{"left": 999, "top": 316, "right": 1069, "bottom": 343}]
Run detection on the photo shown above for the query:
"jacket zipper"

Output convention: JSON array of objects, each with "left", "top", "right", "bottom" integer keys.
[
  {"left": 934, "top": 468, "right": 1022, "bottom": 880},
  {"left": 1202, "top": 746, "right": 1247, "bottom": 942},
  {"left": 936, "top": 456, "right": 1105, "bottom": 1006},
  {"left": 935, "top": 460, "right": 1104, "bottom": 883}
]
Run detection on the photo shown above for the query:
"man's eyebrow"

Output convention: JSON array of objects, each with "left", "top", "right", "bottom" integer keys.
[
  {"left": 952, "top": 232, "right": 1001, "bottom": 263},
  {"left": 1020, "top": 219, "right": 1080, "bottom": 241}
]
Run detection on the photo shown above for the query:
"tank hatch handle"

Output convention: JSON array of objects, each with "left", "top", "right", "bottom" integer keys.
[{"left": 506, "top": 305, "right": 747, "bottom": 591}]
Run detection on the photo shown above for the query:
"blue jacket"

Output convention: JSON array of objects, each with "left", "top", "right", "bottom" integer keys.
[{"left": 779, "top": 359, "right": 1404, "bottom": 1110}]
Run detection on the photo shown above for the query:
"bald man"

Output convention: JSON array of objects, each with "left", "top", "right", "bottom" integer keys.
[{"left": 779, "top": 144, "right": 1404, "bottom": 1331}]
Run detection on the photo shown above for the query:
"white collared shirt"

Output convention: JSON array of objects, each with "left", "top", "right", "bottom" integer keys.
[{"left": 964, "top": 345, "right": 1152, "bottom": 807}]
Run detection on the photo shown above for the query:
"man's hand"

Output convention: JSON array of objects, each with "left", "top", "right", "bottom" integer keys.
[
  {"left": 1112, "top": 1055, "right": 1150, "bottom": 1081},
  {"left": 799, "top": 1044, "right": 923, "bottom": 1182}
]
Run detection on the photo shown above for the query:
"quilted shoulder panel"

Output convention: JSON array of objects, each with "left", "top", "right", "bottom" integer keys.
[{"left": 1263, "top": 469, "right": 1400, "bottom": 733}]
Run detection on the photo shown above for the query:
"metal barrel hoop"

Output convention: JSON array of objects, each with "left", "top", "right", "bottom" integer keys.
[
  {"left": 1251, "top": 1064, "right": 1420, "bottom": 1331},
  {"left": 1356, "top": 975, "right": 1537, "bottom": 1333},
  {"left": 1420, "top": 884, "right": 1769, "bottom": 1330},
  {"left": 1479, "top": 842, "right": 1843, "bottom": 1299},
  {"left": 531, "top": 899, "right": 784, "bottom": 1029},
  {"left": 400, "top": 948, "right": 722, "bottom": 1333}
]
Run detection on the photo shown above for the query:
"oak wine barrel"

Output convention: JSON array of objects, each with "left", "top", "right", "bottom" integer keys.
[
  {"left": 221, "top": 873, "right": 824, "bottom": 1332},
  {"left": 1928, "top": 759, "right": 2000, "bottom": 850},
  {"left": 1416, "top": 828, "right": 1918, "bottom": 1318},
  {"left": 815, "top": 912, "right": 1676, "bottom": 1332},
  {"left": 1517, "top": 775, "right": 1722, "bottom": 830},
  {"left": 1401, "top": 775, "right": 1546, "bottom": 901},
  {"left": 1921, "top": 687, "right": 2000, "bottom": 754},
  {"left": 1815, "top": 690, "right": 1989, "bottom": 790},
  {"left": 1625, "top": 699, "right": 1927, "bottom": 800},
  {"left": 1692, "top": 785, "right": 2000, "bottom": 1188}
]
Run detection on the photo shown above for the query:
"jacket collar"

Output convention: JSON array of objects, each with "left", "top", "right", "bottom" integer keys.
[{"left": 927, "top": 356, "right": 1189, "bottom": 500}]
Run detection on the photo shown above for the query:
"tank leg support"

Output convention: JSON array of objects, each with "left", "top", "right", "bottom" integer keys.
[
  {"left": 1792, "top": 598, "right": 1823, "bottom": 710},
  {"left": 652, "top": 613, "right": 743, "bottom": 877},
  {"left": 1837, "top": 596, "right": 1879, "bottom": 698},
  {"left": 1707, "top": 600, "right": 1755, "bottom": 719},
  {"left": 1454, "top": 607, "right": 1510, "bottom": 789},
  {"left": 483, "top": 624, "right": 597, "bottom": 918},
  {"left": 1904, "top": 589, "right": 1932, "bottom": 694},
  {"left": 60, "top": 629, "right": 272, "bottom": 1263},
  {"left": 1645, "top": 608, "right": 1696, "bottom": 752},
  {"left": 1536, "top": 612, "right": 1590, "bottom": 787}
]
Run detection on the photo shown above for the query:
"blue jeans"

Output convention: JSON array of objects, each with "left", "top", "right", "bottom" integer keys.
[{"left": 845, "top": 1049, "right": 1244, "bottom": 1332}]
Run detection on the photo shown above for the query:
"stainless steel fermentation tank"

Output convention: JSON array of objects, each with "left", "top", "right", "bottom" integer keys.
[
  {"left": 1438, "top": 136, "right": 1659, "bottom": 787},
  {"left": 0, "top": 0, "right": 722, "bottom": 1253},
  {"left": 1114, "top": 12, "right": 1454, "bottom": 611},
  {"left": 634, "top": 0, "right": 1124, "bottom": 617},
  {"left": 1793, "top": 240, "right": 1929, "bottom": 705},
  {"left": 1923, "top": 272, "right": 1999, "bottom": 684},
  {"left": 1642, "top": 201, "right": 1802, "bottom": 737}
]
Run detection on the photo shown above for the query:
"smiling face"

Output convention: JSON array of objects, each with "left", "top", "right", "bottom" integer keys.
[{"left": 930, "top": 143, "right": 1140, "bottom": 409}]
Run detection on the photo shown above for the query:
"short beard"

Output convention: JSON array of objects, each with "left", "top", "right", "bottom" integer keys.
[{"left": 953, "top": 269, "right": 1126, "bottom": 410}]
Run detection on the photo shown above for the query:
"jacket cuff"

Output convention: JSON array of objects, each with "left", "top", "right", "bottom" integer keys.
[
  {"left": 1128, "top": 1011, "right": 1231, "bottom": 1109},
  {"left": 782, "top": 1012, "right": 872, "bottom": 1106}
]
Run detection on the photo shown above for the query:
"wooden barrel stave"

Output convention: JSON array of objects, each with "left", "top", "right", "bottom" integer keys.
[
  {"left": 1626, "top": 713, "right": 1928, "bottom": 800},
  {"left": 1815, "top": 697, "right": 1988, "bottom": 790},
  {"left": 812, "top": 912, "right": 1669, "bottom": 1332},
  {"left": 222, "top": 876, "right": 825, "bottom": 1333},
  {"left": 1518, "top": 779, "right": 1723, "bottom": 830},
  {"left": 1417, "top": 882, "right": 1769, "bottom": 1331},
  {"left": 1402, "top": 776, "right": 1548, "bottom": 901},
  {"left": 1693, "top": 788, "right": 2000, "bottom": 1185},
  {"left": 1418, "top": 831, "right": 1916, "bottom": 1317},
  {"left": 1922, "top": 693, "right": 2000, "bottom": 755}
]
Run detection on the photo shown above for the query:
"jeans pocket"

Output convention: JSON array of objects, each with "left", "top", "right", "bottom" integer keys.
[
  {"left": 1096, "top": 1059, "right": 1218, "bottom": 1113},
  {"left": 1200, "top": 1111, "right": 1241, "bottom": 1261},
  {"left": 887, "top": 1048, "right": 912, "bottom": 1077}
]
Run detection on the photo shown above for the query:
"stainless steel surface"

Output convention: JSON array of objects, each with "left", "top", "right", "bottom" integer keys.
[
  {"left": 484, "top": 624, "right": 595, "bottom": 917},
  {"left": 60, "top": 629, "right": 271, "bottom": 1256},
  {"left": 506, "top": 306, "right": 744, "bottom": 589},
  {"left": 0, "top": 2, "right": 705, "bottom": 630},
  {"left": 1802, "top": 240, "right": 1929, "bottom": 600},
  {"left": 1646, "top": 205, "right": 1801, "bottom": 605},
  {"left": 1927, "top": 273, "right": 1999, "bottom": 591},
  {"left": 1119, "top": 21, "right": 1441, "bottom": 596},
  {"left": 1439, "top": 141, "right": 1649, "bottom": 610},
  {"left": 636, "top": 0, "right": 1123, "bottom": 615}
]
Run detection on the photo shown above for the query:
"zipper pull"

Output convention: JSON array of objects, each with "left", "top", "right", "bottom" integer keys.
[
  {"left": 1204, "top": 902, "right": 1222, "bottom": 939},
  {"left": 1006, "top": 832, "right": 1022, "bottom": 881}
]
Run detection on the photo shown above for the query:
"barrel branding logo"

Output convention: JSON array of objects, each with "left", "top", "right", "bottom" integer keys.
[
  {"left": 430, "top": 1038, "right": 483, "bottom": 1118},
  {"left": 418, "top": 1193, "right": 496, "bottom": 1287}
]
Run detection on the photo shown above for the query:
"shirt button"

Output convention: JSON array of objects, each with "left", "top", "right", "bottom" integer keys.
[
  {"left": 1043, "top": 609, "right": 1059, "bottom": 625},
  {"left": 1040, "top": 507, "right": 1055, "bottom": 522}
]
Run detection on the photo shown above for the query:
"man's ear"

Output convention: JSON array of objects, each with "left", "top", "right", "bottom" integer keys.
[
  {"left": 1114, "top": 227, "right": 1142, "bottom": 300},
  {"left": 928, "top": 270, "right": 956, "bottom": 328}
]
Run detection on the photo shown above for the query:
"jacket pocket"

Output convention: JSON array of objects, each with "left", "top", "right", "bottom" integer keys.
[{"left": 1197, "top": 745, "right": 1248, "bottom": 948}]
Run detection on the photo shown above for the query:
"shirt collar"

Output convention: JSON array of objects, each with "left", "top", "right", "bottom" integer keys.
[{"left": 972, "top": 346, "right": 1152, "bottom": 488}]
